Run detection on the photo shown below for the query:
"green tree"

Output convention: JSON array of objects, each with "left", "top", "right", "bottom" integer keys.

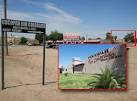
[
  {"left": 45, "top": 34, "right": 49, "bottom": 40},
  {"left": 113, "top": 36, "right": 117, "bottom": 41},
  {"left": 96, "top": 37, "right": 101, "bottom": 40},
  {"left": 48, "top": 30, "right": 63, "bottom": 42},
  {"left": 124, "top": 33, "right": 134, "bottom": 42},
  {"left": 20, "top": 37, "right": 28, "bottom": 45},
  {"left": 35, "top": 33, "right": 43, "bottom": 44},
  {"left": 80, "top": 36, "right": 85, "bottom": 41},
  {"left": 106, "top": 32, "right": 112, "bottom": 40}
]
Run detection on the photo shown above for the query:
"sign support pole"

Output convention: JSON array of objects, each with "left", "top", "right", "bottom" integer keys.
[
  {"left": 1, "top": 29, "right": 5, "bottom": 90},
  {"left": 42, "top": 32, "right": 46, "bottom": 85},
  {"left": 1, "top": 19, "right": 46, "bottom": 88},
  {"left": 4, "top": 0, "right": 9, "bottom": 56}
]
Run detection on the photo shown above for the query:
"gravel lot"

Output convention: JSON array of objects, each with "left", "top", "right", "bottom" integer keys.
[{"left": 0, "top": 46, "right": 137, "bottom": 101}]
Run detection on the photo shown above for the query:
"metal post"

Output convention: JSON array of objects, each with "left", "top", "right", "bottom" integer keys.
[
  {"left": 4, "top": 0, "right": 8, "bottom": 55},
  {"left": 86, "top": 34, "right": 87, "bottom": 42},
  {"left": 4, "top": 0, "right": 7, "bottom": 18},
  {"left": 1, "top": 29, "right": 5, "bottom": 90},
  {"left": 42, "top": 32, "right": 45, "bottom": 85},
  {"left": 73, "top": 67, "right": 74, "bottom": 74}
]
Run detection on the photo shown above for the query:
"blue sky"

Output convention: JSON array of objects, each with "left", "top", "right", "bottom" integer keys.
[
  {"left": 59, "top": 44, "right": 118, "bottom": 68},
  {"left": 0, "top": 0, "right": 137, "bottom": 38}
]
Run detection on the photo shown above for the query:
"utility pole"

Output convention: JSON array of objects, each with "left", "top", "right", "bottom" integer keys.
[
  {"left": 86, "top": 34, "right": 88, "bottom": 42},
  {"left": 4, "top": 0, "right": 9, "bottom": 55}
]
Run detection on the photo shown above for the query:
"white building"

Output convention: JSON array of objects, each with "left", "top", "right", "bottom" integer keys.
[{"left": 67, "top": 58, "right": 85, "bottom": 73}]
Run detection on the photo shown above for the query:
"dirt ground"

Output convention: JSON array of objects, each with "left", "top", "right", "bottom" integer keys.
[{"left": 0, "top": 45, "right": 137, "bottom": 101}]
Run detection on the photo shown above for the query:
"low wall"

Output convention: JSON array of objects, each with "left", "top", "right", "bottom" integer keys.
[{"left": 83, "top": 45, "right": 126, "bottom": 75}]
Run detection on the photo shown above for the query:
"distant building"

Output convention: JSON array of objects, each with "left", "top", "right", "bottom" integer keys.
[
  {"left": 63, "top": 32, "right": 80, "bottom": 42},
  {"left": 7, "top": 36, "right": 20, "bottom": 45},
  {"left": 26, "top": 39, "right": 39, "bottom": 46},
  {"left": 67, "top": 58, "right": 85, "bottom": 73},
  {"left": 84, "top": 39, "right": 101, "bottom": 43},
  {"left": 59, "top": 65, "right": 64, "bottom": 73}
]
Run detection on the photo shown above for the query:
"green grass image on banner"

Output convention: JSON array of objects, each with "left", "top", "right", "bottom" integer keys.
[
  {"left": 59, "top": 68, "right": 126, "bottom": 89},
  {"left": 59, "top": 73, "right": 97, "bottom": 88}
]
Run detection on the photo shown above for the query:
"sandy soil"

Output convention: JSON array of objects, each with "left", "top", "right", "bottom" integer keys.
[{"left": 0, "top": 45, "right": 137, "bottom": 101}]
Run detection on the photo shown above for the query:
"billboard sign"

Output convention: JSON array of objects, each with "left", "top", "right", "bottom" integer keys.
[
  {"left": 63, "top": 32, "right": 80, "bottom": 41},
  {"left": 1, "top": 19, "right": 46, "bottom": 34}
]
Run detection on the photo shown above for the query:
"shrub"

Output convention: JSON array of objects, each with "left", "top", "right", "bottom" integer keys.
[
  {"left": 20, "top": 37, "right": 28, "bottom": 45},
  {"left": 88, "top": 67, "right": 126, "bottom": 88}
]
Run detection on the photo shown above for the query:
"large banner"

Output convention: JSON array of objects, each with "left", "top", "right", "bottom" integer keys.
[{"left": 59, "top": 44, "right": 127, "bottom": 90}]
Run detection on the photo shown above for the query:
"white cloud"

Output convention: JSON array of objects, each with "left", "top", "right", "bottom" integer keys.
[
  {"left": 21, "top": 0, "right": 81, "bottom": 24},
  {"left": 22, "top": 0, "right": 42, "bottom": 6},
  {"left": 44, "top": 2, "right": 65, "bottom": 14},
  {"left": 0, "top": 4, "right": 105, "bottom": 39},
  {"left": 3, "top": 1, "right": 109, "bottom": 38},
  {"left": 73, "top": 57, "right": 81, "bottom": 61},
  {"left": 0, "top": 1, "right": 82, "bottom": 35},
  {"left": 43, "top": 2, "right": 80, "bottom": 23},
  {"left": 22, "top": 0, "right": 80, "bottom": 23}
]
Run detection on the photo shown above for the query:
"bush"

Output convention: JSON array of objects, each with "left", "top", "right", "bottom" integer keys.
[
  {"left": 20, "top": 37, "right": 28, "bottom": 45},
  {"left": 88, "top": 67, "right": 126, "bottom": 88},
  {"left": 35, "top": 33, "right": 43, "bottom": 44},
  {"left": 124, "top": 33, "right": 134, "bottom": 42}
]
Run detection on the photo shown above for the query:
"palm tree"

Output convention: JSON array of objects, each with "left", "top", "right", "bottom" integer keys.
[{"left": 88, "top": 67, "right": 126, "bottom": 88}]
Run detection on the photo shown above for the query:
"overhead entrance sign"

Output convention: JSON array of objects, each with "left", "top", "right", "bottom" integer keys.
[
  {"left": 1, "top": 19, "right": 46, "bottom": 33},
  {"left": 1, "top": 19, "right": 46, "bottom": 90}
]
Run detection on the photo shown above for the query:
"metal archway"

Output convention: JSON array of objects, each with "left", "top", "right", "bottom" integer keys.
[{"left": 1, "top": 19, "right": 46, "bottom": 90}]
